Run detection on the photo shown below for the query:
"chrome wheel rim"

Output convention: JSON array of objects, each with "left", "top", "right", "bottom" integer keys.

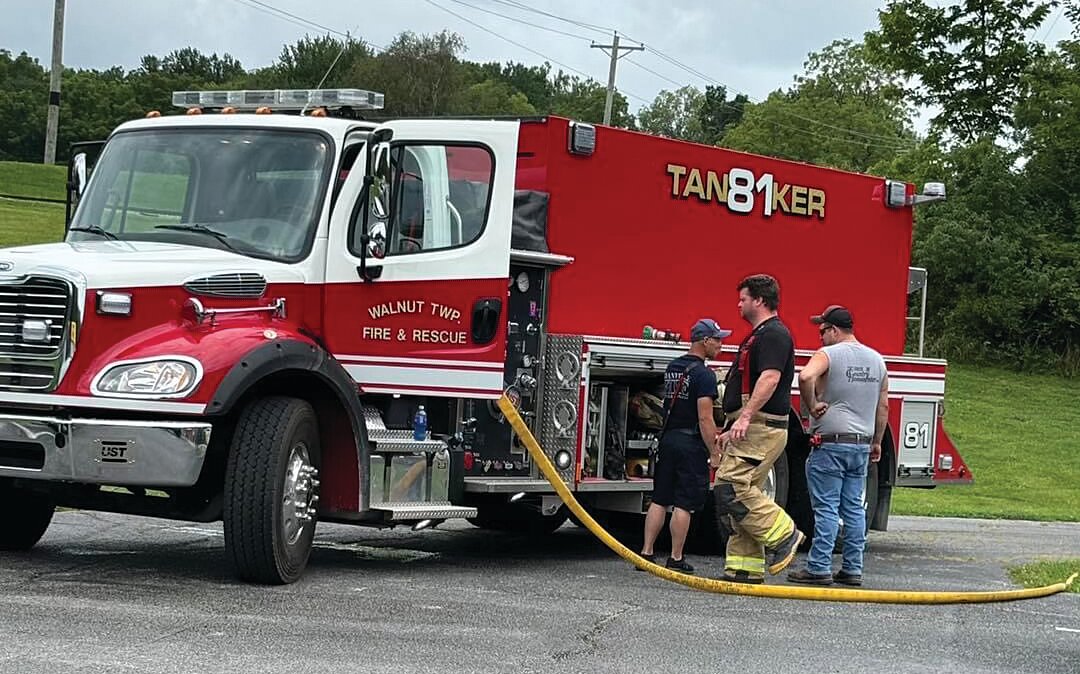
[
  {"left": 763, "top": 467, "right": 777, "bottom": 501},
  {"left": 282, "top": 443, "right": 319, "bottom": 546}
]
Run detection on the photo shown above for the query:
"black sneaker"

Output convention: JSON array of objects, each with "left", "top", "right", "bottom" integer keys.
[
  {"left": 787, "top": 568, "right": 833, "bottom": 585},
  {"left": 721, "top": 570, "right": 764, "bottom": 585},
  {"left": 635, "top": 552, "right": 656, "bottom": 571},
  {"left": 665, "top": 557, "right": 695, "bottom": 574},
  {"left": 833, "top": 570, "right": 863, "bottom": 586},
  {"left": 766, "top": 528, "right": 805, "bottom": 575}
]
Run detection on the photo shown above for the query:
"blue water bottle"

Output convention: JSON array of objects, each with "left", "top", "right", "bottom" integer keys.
[{"left": 413, "top": 405, "right": 428, "bottom": 441}]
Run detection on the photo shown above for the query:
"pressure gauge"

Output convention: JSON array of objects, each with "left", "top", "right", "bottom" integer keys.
[
  {"left": 515, "top": 271, "right": 530, "bottom": 293},
  {"left": 521, "top": 354, "right": 533, "bottom": 368}
]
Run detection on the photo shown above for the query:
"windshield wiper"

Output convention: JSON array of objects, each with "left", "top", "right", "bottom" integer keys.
[
  {"left": 153, "top": 223, "right": 239, "bottom": 252},
  {"left": 68, "top": 225, "right": 119, "bottom": 240}
]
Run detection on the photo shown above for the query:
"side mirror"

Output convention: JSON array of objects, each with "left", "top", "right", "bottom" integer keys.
[
  {"left": 72, "top": 153, "right": 88, "bottom": 197},
  {"left": 367, "top": 220, "right": 386, "bottom": 260}
]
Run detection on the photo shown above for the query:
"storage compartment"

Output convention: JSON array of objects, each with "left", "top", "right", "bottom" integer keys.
[{"left": 582, "top": 374, "right": 665, "bottom": 480}]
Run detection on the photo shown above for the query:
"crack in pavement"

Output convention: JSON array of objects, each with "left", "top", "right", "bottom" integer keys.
[{"left": 551, "top": 605, "right": 637, "bottom": 662}]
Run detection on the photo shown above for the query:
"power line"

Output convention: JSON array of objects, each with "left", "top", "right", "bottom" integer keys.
[
  {"left": 420, "top": 0, "right": 653, "bottom": 105},
  {"left": 228, "top": 0, "right": 388, "bottom": 51},
  {"left": 443, "top": 0, "right": 595, "bottom": 41},
  {"left": 623, "top": 34, "right": 917, "bottom": 147},
  {"left": 591, "top": 32, "right": 644, "bottom": 124},
  {"left": 1037, "top": 4, "right": 1065, "bottom": 42},
  {"left": 483, "top": 0, "right": 614, "bottom": 36},
  {"left": 231, "top": 0, "right": 346, "bottom": 38},
  {"left": 460, "top": 2, "right": 921, "bottom": 147}
]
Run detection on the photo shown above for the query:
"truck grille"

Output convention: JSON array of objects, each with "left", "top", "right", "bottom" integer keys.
[
  {"left": 0, "top": 277, "right": 73, "bottom": 392},
  {"left": 184, "top": 273, "right": 267, "bottom": 299}
]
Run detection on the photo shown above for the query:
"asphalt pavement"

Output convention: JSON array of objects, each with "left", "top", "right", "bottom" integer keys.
[{"left": 0, "top": 512, "right": 1076, "bottom": 673}]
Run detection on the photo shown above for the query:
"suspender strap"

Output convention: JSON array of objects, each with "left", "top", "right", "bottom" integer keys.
[
  {"left": 739, "top": 335, "right": 756, "bottom": 396},
  {"left": 661, "top": 360, "right": 701, "bottom": 435}
]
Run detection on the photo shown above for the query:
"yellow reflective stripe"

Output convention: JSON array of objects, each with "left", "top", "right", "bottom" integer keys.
[
  {"left": 763, "top": 514, "right": 792, "bottom": 547},
  {"left": 725, "top": 556, "right": 766, "bottom": 573}
]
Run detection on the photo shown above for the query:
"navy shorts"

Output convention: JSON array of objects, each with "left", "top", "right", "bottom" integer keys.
[{"left": 651, "top": 429, "right": 710, "bottom": 512}]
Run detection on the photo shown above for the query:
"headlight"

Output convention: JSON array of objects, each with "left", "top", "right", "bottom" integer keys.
[{"left": 92, "top": 357, "right": 202, "bottom": 398}]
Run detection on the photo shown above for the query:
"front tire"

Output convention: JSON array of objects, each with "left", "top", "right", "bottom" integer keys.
[
  {"left": 224, "top": 397, "right": 321, "bottom": 585},
  {"left": 0, "top": 483, "right": 54, "bottom": 551}
]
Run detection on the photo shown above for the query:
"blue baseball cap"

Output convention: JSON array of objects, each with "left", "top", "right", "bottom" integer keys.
[{"left": 690, "top": 318, "right": 732, "bottom": 342}]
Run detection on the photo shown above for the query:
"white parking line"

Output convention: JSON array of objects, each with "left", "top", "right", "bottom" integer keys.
[{"left": 1055, "top": 627, "right": 1080, "bottom": 633}]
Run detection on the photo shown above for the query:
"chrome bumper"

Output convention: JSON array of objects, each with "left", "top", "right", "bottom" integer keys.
[{"left": 0, "top": 413, "right": 212, "bottom": 487}]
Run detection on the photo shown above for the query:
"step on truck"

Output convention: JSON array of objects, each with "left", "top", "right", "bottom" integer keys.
[{"left": 0, "top": 88, "right": 971, "bottom": 583}]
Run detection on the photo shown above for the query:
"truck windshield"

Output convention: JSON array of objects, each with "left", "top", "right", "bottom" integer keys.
[{"left": 68, "top": 128, "right": 332, "bottom": 262}]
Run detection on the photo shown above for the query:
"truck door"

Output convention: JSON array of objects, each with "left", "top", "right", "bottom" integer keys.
[{"left": 324, "top": 120, "right": 518, "bottom": 399}]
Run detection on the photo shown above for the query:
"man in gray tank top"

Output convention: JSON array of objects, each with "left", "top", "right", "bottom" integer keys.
[{"left": 787, "top": 305, "right": 888, "bottom": 586}]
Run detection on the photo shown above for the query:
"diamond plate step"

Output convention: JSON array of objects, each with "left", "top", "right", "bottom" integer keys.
[
  {"left": 370, "top": 502, "right": 478, "bottom": 521},
  {"left": 363, "top": 405, "right": 447, "bottom": 453}
]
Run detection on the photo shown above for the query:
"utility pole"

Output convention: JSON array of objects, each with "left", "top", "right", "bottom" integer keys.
[
  {"left": 590, "top": 31, "right": 643, "bottom": 126},
  {"left": 43, "top": 0, "right": 66, "bottom": 165}
]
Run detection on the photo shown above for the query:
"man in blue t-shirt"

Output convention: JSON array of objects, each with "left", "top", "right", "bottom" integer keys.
[{"left": 639, "top": 318, "right": 731, "bottom": 574}]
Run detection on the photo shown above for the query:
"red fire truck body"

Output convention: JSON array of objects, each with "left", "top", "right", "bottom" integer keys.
[{"left": 0, "top": 90, "right": 970, "bottom": 583}]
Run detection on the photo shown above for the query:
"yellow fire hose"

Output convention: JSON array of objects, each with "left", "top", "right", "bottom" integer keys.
[{"left": 496, "top": 395, "right": 1076, "bottom": 604}]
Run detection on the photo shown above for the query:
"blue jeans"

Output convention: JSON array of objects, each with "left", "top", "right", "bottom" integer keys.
[{"left": 806, "top": 442, "right": 870, "bottom": 575}]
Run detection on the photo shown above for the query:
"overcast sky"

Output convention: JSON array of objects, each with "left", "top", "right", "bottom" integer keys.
[{"left": 2, "top": 0, "right": 1073, "bottom": 116}]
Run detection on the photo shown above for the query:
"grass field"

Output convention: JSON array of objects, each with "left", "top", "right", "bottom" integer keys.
[
  {"left": 0, "top": 161, "right": 1076, "bottom": 525},
  {"left": 0, "top": 198, "right": 64, "bottom": 246},
  {"left": 892, "top": 364, "right": 1080, "bottom": 522},
  {"left": 0, "top": 161, "right": 67, "bottom": 201},
  {"left": 1007, "top": 560, "right": 1080, "bottom": 594}
]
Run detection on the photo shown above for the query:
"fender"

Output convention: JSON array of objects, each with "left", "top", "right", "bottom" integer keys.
[
  {"left": 206, "top": 338, "right": 372, "bottom": 514},
  {"left": 206, "top": 337, "right": 366, "bottom": 429}
]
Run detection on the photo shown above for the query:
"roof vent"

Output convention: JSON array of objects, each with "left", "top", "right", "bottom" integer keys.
[{"left": 184, "top": 272, "right": 267, "bottom": 299}]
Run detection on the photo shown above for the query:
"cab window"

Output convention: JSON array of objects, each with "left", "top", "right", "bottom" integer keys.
[{"left": 351, "top": 143, "right": 493, "bottom": 256}]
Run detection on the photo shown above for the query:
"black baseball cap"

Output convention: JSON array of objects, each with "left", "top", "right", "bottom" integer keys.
[
  {"left": 690, "top": 318, "right": 733, "bottom": 342},
  {"left": 810, "top": 305, "right": 853, "bottom": 329}
]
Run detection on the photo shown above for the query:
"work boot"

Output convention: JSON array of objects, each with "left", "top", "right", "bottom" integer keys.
[
  {"left": 833, "top": 569, "right": 863, "bottom": 586},
  {"left": 721, "top": 570, "right": 764, "bottom": 585},
  {"left": 665, "top": 557, "right": 695, "bottom": 574},
  {"left": 635, "top": 552, "right": 656, "bottom": 571},
  {"left": 765, "top": 528, "right": 805, "bottom": 575},
  {"left": 787, "top": 568, "right": 833, "bottom": 585}
]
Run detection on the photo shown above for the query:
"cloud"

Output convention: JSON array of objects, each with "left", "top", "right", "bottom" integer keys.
[{"left": 2, "top": 0, "right": 1073, "bottom": 115}]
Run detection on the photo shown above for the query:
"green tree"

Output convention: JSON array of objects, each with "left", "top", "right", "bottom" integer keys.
[
  {"left": 698, "top": 84, "right": 748, "bottom": 145},
  {"left": 260, "top": 35, "right": 374, "bottom": 89},
  {"left": 452, "top": 78, "right": 536, "bottom": 115},
  {"left": 722, "top": 39, "right": 914, "bottom": 172},
  {"left": 549, "top": 73, "right": 633, "bottom": 127},
  {"left": 1016, "top": 38, "right": 1080, "bottom": 237},
  {"left": 161, "top": 47, "right": 245, "bottom": 84},
  {"left": 352, "top": 31, "right": 467, "bottom": 116},
  {"left": 866, "top": 0, "right": 1056, "bottom": 141},
  {"left": 0, "top": 50, "right": 48, "bottom": 161},
  {"left": 637, "top": 85, "right": 707, "bottom": 142}
]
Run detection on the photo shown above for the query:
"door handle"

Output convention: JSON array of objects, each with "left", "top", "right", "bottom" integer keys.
[{"left": 471, "top": 298, "right": 502, "bottom": 345}]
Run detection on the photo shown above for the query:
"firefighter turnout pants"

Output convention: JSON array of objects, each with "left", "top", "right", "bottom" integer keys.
[{"left": 714, "top": 407, "right": 796, "bottom": 581}]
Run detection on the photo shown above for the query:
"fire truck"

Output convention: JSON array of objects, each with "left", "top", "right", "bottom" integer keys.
[{"left": 0, "top": 88, "right": 971, "bottom": 584}]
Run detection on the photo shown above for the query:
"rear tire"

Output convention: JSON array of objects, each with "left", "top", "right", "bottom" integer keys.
[
  {"left": 0, "top": 483, "right": 54, "bottom": 551},
  {"left": 224, "top": 397, "right": 321, "bottom": 585}
]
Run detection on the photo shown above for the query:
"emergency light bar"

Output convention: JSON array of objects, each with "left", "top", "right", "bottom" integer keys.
[{"left": 171, "top": 88, "right": 385, "bottom": 111}]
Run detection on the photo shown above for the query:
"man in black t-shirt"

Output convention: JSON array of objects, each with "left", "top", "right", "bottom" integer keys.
[
  {"left": 713, "top": 274, "right": 805, "bottom": 584},
  {"left": 638, "top": 318, "right": 730, "bottom": 575}
]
